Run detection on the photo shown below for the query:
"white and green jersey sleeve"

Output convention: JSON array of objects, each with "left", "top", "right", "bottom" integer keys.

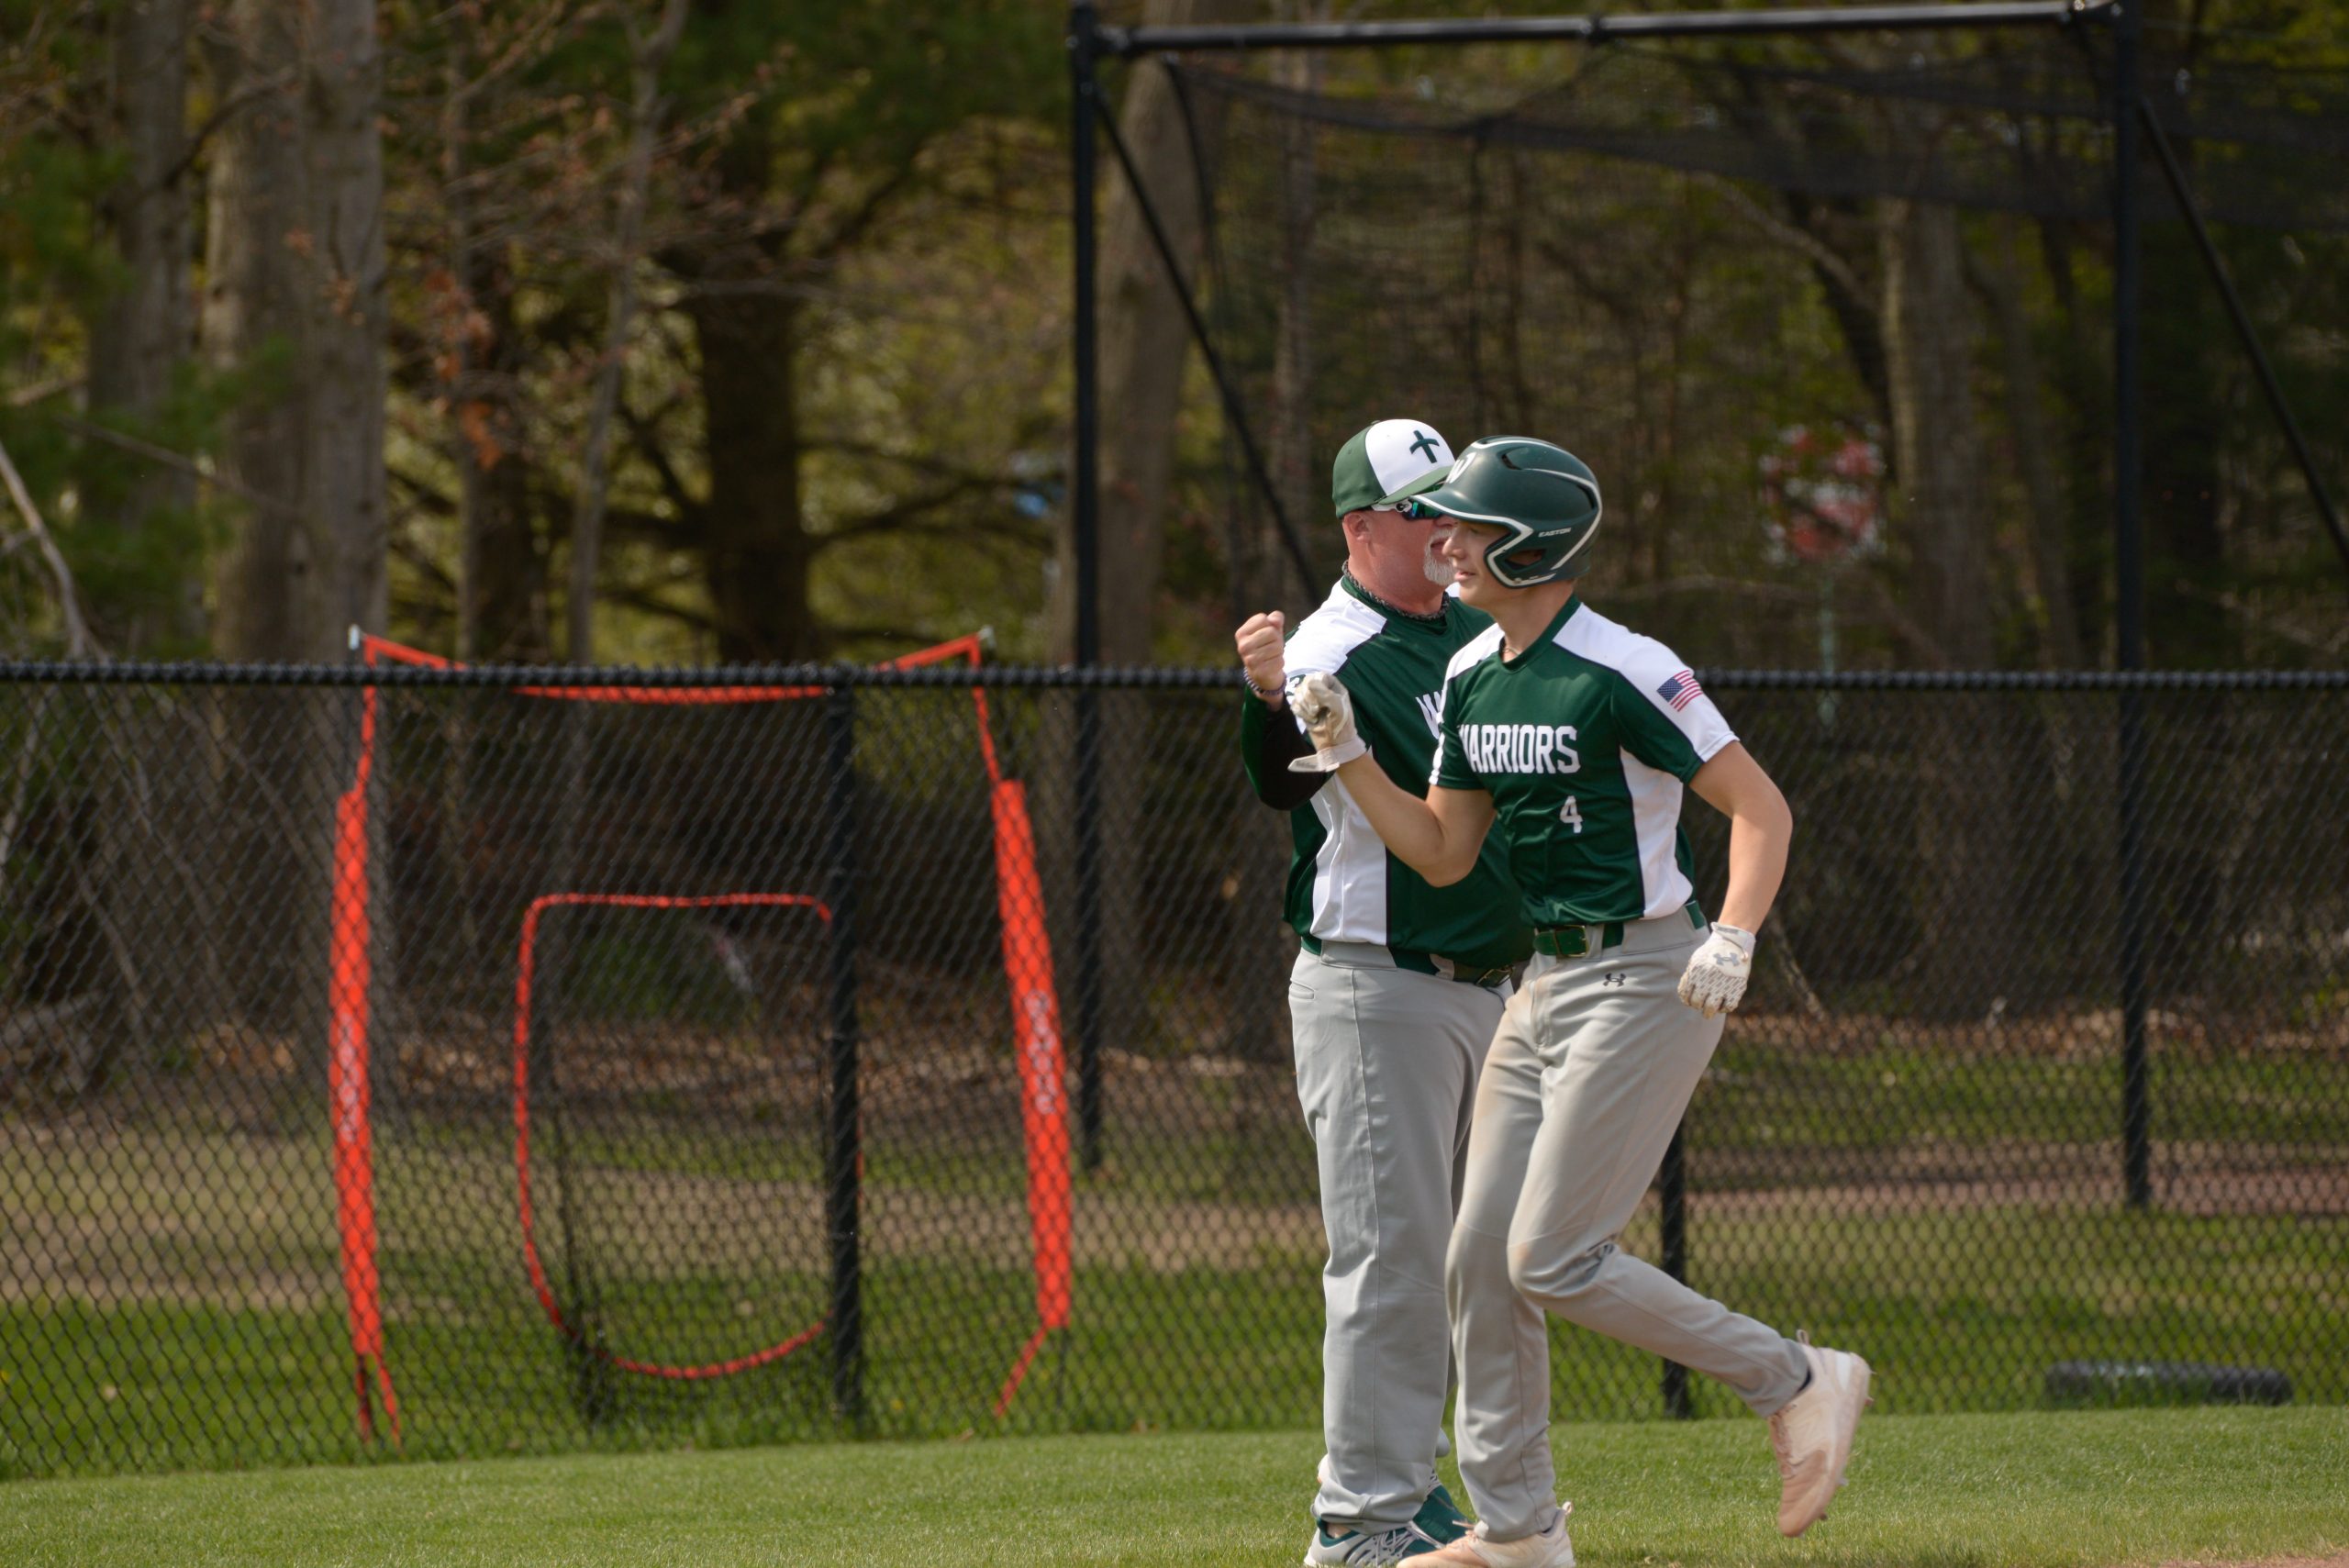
[
  {"left": 1433, "top": 595, "right": 1734, "bottom": 928},
  {"left": 1248, "top": 578, "right": 1527, "bottom": 971}
]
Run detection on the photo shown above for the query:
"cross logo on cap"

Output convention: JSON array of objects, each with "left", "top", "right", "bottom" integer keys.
[{"left": 1409, "top": 429, "right": 1441, "bottom": 462}]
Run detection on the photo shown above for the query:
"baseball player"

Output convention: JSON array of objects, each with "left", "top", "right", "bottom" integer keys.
[
  {"left": 1286, "top": 436, "right": 1871, "bottom": 1567},
  {"left": 1236, "top": 419, "right": 1531, "bottom": 1566}
]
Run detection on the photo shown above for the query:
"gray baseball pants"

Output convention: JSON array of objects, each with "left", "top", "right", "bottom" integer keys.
[
  {"left": 1291, "top": 944, "right": 1505, "bottom": 1531},
  {"left": 1447, "top": 916, "right": 1809, "bottom": 1540}
]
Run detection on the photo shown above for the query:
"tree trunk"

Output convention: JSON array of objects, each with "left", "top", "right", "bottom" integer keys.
[
  {"left": 2023, "top": 218, "right": 2113, "bottom": 662},
  {"left": 305, "top": 0, "right": 393, "bottom": 1108},
  {"left": 469, "top": 258, "right": 550, "bottom": 662},
  {"left": 81, "top": 0, "right": 217, "bottom": 1084},
  {"left": 565, "top": 0, "right": 687, "bottom": 665},
  {"left": 200, "top": 1, "right": 317, "bottom": 1041},
  {"left": 300, "top": 0, "right": 391, "bottom": 655},
  {"left": 688, "top": 286, "right": 819, "bottom": 662},
  {"left": 1882, "top": 197, "right": 1990, "bottom": 668},
  {"left": 440, "top": 7, "right": 545, "bottom": 665},
  {"left": 201, "top": 0, "right": 307, "bottom": 663},
  {"left": 1971, "top": 220, "right": 2082, "bottom": 668},
  {"left": 2137, "top": 140, "right": 2229, "bottom": 992},
  {"left": 200, "top": 0, "right": 387, "bottom": 654},
  {"left": 1879, "top": 195, "right": 2015, "bottom": 1017},
  {"left": 88, "top": 0, "right": 197, "bottom": 653},
  {"left": 195, "top": 0, "right": 389, "bottom": 1055}
]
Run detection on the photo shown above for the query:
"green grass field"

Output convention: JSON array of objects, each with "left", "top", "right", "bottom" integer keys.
[
  {"left": 6, "top": 1088, "right": 2346, "bottom": 1478},
  {"left": 1, "top": 1407, "right": 2343, "bottom": 1567},
  {"left": 11, "top": 1206, "right": 2347, "bottom": 1479}
]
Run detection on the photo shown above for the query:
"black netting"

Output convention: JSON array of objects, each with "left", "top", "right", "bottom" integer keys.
[
  {"left": 1, "top": 665, "right": 2343, "bottom": 1476},
  {"left": 1174, "top": 28, "right": 2348, "bottom": 668}
]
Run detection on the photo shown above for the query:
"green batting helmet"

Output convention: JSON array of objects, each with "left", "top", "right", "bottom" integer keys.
[{"left": 1391, "top": 436, "right": 1603, "bottom": 589}]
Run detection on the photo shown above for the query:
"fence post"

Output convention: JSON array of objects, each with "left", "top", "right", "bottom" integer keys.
[
  {"left": 824, "top": 680, "right": 866, "bottom": 1421},
  {"left": 2111, "top": 0, "right": 2154, "bottom": 1210},
  {"left": 1659, "top": 1118, "right": 1692, "bottom": 1418},
  {"left": 1069, "top": 0, "right": 1107, "bottom": 1171}
]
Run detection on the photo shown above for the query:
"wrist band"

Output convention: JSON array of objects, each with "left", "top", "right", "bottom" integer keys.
[{"left": 1242, "top": 669, "right": 1277, "bottom": 701}]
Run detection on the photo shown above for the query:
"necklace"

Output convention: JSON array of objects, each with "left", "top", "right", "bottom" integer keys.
[{"left": 1342, "top": 569, "right": 1447, "bottom": 626}]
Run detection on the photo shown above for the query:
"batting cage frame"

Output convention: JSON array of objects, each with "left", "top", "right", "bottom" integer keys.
[
  {"left": 323, "top": 631, "right": 1074, "bottom": 1444},
  {"left": 1063, "top": 0, "right": 2349, "bottom": 1415}
]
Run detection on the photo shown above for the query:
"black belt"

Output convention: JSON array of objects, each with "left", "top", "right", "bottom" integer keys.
[{"left": 1530, "top": 901, "right": 1704, "bottom": 961}]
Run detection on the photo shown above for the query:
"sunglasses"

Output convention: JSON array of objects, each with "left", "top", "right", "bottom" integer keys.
[{"left": 1370, "top": 498, "right": 1442, "bottom": 521}]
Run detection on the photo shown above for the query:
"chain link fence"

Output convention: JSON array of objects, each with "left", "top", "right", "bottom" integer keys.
[{"left": 1, "top": 661, "right": 2343, "bottom": 1476}]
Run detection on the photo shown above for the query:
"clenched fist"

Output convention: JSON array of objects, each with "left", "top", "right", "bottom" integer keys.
[
  {"left": 1286, "top": 672, "right": 1369, "bottom": 773},
  {"left": 1234, "top": 611, "right": 1286, "bottom": 705},
  {"left": 1677, "top": 922, "right": 1756, "bottom": 1018}
]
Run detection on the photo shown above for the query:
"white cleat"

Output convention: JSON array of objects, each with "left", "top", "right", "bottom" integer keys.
[
  {"left": 1399, "top": 1505, "right": 1573, "bottom": 1567},
  {"left": 1768, "top": 1338, "right": 1873, "bottom": 1537}
]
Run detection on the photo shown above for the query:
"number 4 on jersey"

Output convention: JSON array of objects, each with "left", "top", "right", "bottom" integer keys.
[{"left": 1559, "top": 795, "right": 1583, "bottom": 834}]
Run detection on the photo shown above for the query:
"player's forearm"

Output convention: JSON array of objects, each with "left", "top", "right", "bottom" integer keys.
[
  {"left": 1241, "top": 695, "right": 1327, "bottom": 810},
  {"left": 1714, "top": 789, "right": 1791, "bottom": 933},
  {"left": 1331, "top": 756, "right": 1472, "bottom": 884}
]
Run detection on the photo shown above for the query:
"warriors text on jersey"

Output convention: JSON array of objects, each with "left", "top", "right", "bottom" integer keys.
[
  {"left": 1433, "top": 595, "right": 1733, "bottom": 928},
  {"left": 1244, "top": 577, "right": 1528, "bottom": 970}
]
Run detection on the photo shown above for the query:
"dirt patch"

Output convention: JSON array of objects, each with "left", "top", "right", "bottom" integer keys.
[
  {"left": 0, "top": 1120, "right": 339, "bottom": 1313},
  {"left": 1731, "top": 1006, "right": 2349, "bottom": 1061},
  {"left": 0, "top": 1114, "right": 1322, "bottom": 1314},
  {"left": 396, "top": 1153, "right": 1322, "bottom": 1276},
  {"left": 1691, "top": 1154, "right": 2349, "bottom": 1219}
]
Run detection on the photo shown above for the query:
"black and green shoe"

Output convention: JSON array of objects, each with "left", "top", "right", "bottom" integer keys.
[{"left": 1413, "top": 1483, "right": 1472, "bottom": 1545}]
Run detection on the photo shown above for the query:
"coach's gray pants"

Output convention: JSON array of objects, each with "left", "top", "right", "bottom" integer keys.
[
  {"left": 1293, "top": 945, "right": 1504, "bottom": 1531},
  {"left": 1448, "top": 917, "right": 1809, "bottom": 1540}
]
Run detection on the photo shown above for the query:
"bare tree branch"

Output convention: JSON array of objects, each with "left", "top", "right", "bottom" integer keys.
[
  {"left": 6, "top": 374, "right": 82, "bottom": 408},
  {"left": 161, "top": 65, "right": 299, "bottom": 192},
  {"left": 1695, "top": 171, "right": 1874, "bottom": 313},
  {"left": 810, "top": 486, "right": 1041, "bottom": 553},
  {"left": 618, "top": 399, "right": 705, "bottom": 519},
  {"left": 0, "top": 432, "right": 99, "bottom": 657},
  {"left": 46, "top": 410, "right": 304, "bottom": 519}
]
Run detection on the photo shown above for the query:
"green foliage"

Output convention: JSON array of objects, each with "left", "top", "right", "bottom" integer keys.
[
  {"left": 7, "top": 1, "right": 2348, "bottom": 663},
  {"left": 671, "top": 0, "right": 1063, "bottom": 152}
]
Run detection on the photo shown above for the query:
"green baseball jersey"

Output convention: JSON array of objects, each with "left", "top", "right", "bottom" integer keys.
[
  {"left": 1243, "top": 577, "right": 1528, "bottom": 970},
  {"left": 1433, "top": 595, "right": 1733, "bottom": 928}
]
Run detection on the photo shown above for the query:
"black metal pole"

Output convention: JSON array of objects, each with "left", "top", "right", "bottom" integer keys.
[
  {"left": 1659, "top": 1118, "right": 1692, "bottom": 1418},
  {"left": 823, "top": 684, "right": 866, "bottom": 1420},
  {"left": 2111, "top": 0, "right": 2153, "bottom": 1212},
  {"left": 1091, "top": 88, "right": 1319, "bottom": 593},
  {"left": 1104, "top": 0, "right": 2107, "bottom": 55},
  {"left": 2136, "top": 102, "right": 2349, "bottom": 585},
  {"left": 1072, "top": 1, "right": 1102, "bottom": 672},
  {"left": 1070, "top": 0, "right": 1107, "bottom": 1171}
]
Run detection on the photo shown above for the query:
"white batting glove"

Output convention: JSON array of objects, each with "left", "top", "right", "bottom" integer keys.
[
  {"left": 1286, "top": 672, "right": 1369, "bottom": 773},
  {"left": 1677, "top": 923, "right": 1757, "bottom": 1017}
]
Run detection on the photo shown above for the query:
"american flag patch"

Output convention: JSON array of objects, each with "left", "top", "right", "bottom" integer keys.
[{"left": 1657, "top": 670, "right": 1702, "bottom": 711}]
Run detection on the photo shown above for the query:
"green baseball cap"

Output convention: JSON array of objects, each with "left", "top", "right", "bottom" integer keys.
[{"left": 1330, "top": 419, "right": 1454, "bottom": 517}]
